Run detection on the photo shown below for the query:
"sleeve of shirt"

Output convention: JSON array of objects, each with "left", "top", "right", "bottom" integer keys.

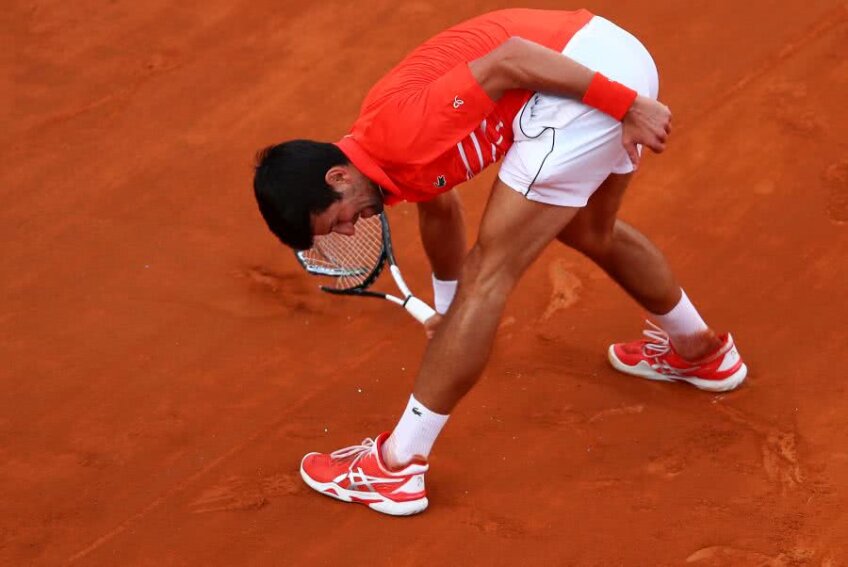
[{"left": 354, "top": 63, "right": 497, "bottom": 165}]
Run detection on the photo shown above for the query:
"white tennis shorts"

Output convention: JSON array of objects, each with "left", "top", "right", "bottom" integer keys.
[{"left": 498, "top": 16, "right": 660, "bottom": 207}]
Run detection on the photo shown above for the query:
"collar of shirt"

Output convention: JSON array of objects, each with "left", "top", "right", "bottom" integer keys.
[{"left": 335, "top": 136, "right": 404, "bottom": 205}]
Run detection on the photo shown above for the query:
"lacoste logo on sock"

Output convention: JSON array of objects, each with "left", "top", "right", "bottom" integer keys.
[{"left": 412, "top": 407, "right": 422, "bottom": 416}]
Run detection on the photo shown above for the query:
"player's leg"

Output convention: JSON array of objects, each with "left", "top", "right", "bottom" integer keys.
[
  {"left": 557, "top": 173, "right": 746, "bottom": 391},
  {"left": 380, "top": 179, "right": 580, "bottom": 470},
  {"left": 414, "top": 180, "right": 579, "bottom": 412},
  {"left": 555, "top": 173, "right": 705, "bottom": 349}
]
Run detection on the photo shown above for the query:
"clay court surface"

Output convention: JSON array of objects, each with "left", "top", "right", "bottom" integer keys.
[{"left": 3, "top": 0, "right": 848, "bottom": 564}]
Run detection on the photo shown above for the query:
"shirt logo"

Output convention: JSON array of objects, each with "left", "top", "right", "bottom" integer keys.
[
  {"left": 433, "top": 175, "right": 446, "bottom": 188},
  {"left": 452, "top": 96, "right": 464, "bottom": 109}
]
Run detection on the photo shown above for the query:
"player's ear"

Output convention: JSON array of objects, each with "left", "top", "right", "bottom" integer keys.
[
  {"left": 325, "top": 166, "right": 350, "bottom": 192},
  {"left": 324, "top": 166, "right": 344, "bottom": 185}
]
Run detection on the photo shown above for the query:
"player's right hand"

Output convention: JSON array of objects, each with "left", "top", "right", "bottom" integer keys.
[
  {"left": 423, "top": 314, "right": 443, "bottom": 339},
  {"left": 621, "top": 95, "right": 672, "bottom": 169}
]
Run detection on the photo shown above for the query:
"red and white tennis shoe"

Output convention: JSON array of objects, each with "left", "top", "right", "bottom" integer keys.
[
  {"left": 300, "top": 432, "right": 428, "bottom": 516},
  {"left": 608, "top": 321, "right": 747, "bottom": 392}
]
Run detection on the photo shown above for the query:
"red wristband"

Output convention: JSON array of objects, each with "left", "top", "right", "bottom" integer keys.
[{"left": 581, "top": 72, "right": 638, "bottom": 121}]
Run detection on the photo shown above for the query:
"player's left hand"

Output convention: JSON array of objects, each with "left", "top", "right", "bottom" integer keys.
[
  {"left": 423, "top": 313, "right": 443, "bottom": 339},
  {"left": 622, "top": 95, "right": 672, "bottom": 168}
]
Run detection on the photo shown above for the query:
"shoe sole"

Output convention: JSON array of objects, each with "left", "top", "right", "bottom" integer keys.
[
  {"left": 299, "top": 462, "right": 428, "bottom": 516},
  {"left": 607, "top": 346, "right": 748, "bottom": 392}
]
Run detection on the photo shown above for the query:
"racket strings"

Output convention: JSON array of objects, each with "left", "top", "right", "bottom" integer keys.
[{"left": 298, "top": 215, "right": 385, "bottom": 289}]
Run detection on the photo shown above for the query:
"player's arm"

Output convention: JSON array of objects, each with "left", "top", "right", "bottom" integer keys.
[
  {"left": 468, "top": 37, "right": 672, "bottom": 166},
  {"left": 417, "top": 191, "right": 465, "bottom": 336},
  {"left": 417, "top": 190, "right": 465, "bottom": 283}
]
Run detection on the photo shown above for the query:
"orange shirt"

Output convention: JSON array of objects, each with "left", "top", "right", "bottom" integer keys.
[{"left": 336, "top": 8, "right": 594, "bottom": 204}]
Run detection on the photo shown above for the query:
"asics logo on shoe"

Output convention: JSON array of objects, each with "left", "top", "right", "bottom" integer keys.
[
  {"left": 652, "top": 360, "right": 700, "bottom": 377},
  {"left": 393, "top": 474, "right": 425, "bottom": 494},
  {"left": 340, "top": 468, "right": 404, "bottom": 492},
  {"left": 717, "top": 346, "right": 740, "bottom": 372}
]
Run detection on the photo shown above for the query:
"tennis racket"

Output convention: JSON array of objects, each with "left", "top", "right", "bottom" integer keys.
[{"left": 295, "top": 213, "right": 436, "bottom": 324}]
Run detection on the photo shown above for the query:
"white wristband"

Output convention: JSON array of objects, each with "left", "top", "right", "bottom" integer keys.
[{"left": 432, "top": 275, "right": 458, "bottom": 315}]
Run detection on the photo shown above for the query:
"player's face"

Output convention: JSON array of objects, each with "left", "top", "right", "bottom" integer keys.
[
  {"left": 312, "top": 170, "right": 383, "bottom": 237},
  {"left": 356, "top": 182, "right": 384, "bottom": 221},
  {"left": 348, "top": 168, "right": 384, "bottom": 222},
  {"left": 312, "top": 199, "right": 361, "bottom": 237}
]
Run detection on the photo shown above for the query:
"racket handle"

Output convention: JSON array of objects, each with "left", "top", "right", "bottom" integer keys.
[{"left": 404, "top": 296, "right": 437, "bottom": 324}]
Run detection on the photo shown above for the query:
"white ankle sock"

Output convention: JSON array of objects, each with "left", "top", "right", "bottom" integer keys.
[
  {"left": 653, "top": 289, "right": 709, "bottom": 343},
  {"left": 383, "top": 395, "right": 449, "bottom": 467},
  {"left": 432, "top": 275, "right": 458, "bottom": 314}
]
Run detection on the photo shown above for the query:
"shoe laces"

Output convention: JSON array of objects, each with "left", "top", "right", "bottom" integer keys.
[
  {"left": 330, "top": 438, "right": 375, "bottom": 469},
  {"left": 641, "top": 320, "right": 671, "bottom": 359}
]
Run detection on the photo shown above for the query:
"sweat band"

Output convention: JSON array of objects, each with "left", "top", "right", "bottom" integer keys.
[
  {"left": 582, "top": 72, "right": 638, "bottom": 121},
  {"left": 432, "top": 275, "right": 458, "bottom": 315}
]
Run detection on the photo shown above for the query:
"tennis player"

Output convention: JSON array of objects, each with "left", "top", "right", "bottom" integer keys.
[{"left": 253, "top": 9, "right": 747, "bottom": 515}]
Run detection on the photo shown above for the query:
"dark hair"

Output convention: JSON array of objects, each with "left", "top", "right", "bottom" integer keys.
[{"left": 253, "top": 140, "right": 348, "bottom": 250}]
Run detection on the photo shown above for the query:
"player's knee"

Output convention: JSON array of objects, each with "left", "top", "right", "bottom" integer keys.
[{"left": 563, "top": 227, "right": 614, "bottom": 260}]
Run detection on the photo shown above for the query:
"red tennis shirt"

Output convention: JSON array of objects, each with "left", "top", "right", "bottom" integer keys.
[{"left": 335, "top": 8, "right": 594, "bottom": 205}]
